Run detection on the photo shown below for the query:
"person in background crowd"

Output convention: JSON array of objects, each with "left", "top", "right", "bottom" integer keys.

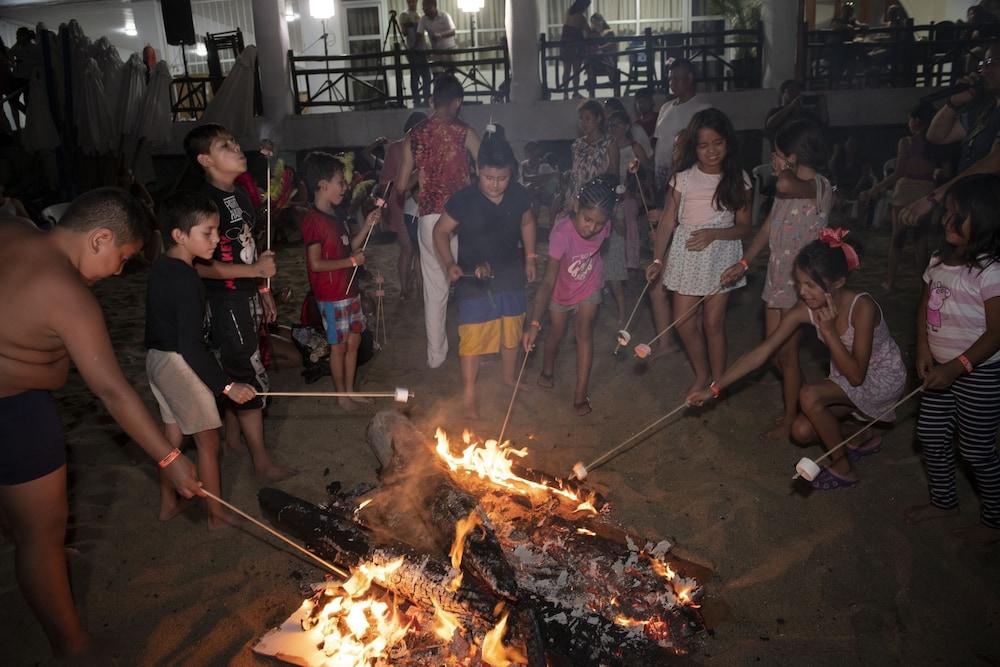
[
  {"left": 400, "top": 0, "right": 432, "bottom": 106},
  {"left": 633, "top": 87, "right": 658, "bottom": 145},
  {"left": 764, "top": 80, "right": 827, "bottom": 140},
  {"left": 652, "top": 58, "right": 711, "bottom": 192},
  {"left": 419, "top": 0, "right": 457, "bottom": 68},
  {"left": 558, "top": 0, "right": 592, "bottom": 95},
  {"left": 380, "top": 111, "right": 427, "bottom": 298}
]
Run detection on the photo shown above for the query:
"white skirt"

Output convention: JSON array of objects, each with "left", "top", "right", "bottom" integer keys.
[{"left": 663, "top": 221, "right": 746, "bottom": 296}]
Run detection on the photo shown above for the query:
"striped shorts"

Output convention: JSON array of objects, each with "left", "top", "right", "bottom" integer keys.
[{"left": 916, "top": 360, "right": 1000, "bottom": 529}]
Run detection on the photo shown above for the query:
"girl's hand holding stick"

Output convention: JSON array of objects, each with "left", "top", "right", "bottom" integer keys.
[{"left": 345, "top": 181, "right": 392, "bottom": 293}]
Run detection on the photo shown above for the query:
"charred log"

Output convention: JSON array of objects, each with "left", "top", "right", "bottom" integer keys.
[{"left": 258, "top": 487, "right": 497, "bottom": 621}]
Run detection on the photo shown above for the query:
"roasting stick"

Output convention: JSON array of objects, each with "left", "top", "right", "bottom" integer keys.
[
  {"left": 793, "top": 386, "right": 923, "bottom": 481},
  {"left": 613, "top": 279, "right": 652, "bottom": 355},
  {"left": 571, "top": 401, "right": 689, "bottom": 480},
  {"left": 633, "top": 284, "right": 724, "bottom": 358},
  {"left": 261, "top": 140, "right": 274, "bottom": 290},
  {"left": 628, "top": 159, "right": 655, "bottom": 234},
  {"left": 345, "top": 181, "right": 394, "bottom": 294},
  {"left": 259, "top": 388, "right": 413, "bottom": 402},
  {"left": 201, "top": 489, "right": 348, "bottom": 577},
  {"left": 497, "top": 351, "right": 531, "bottom": 445}
]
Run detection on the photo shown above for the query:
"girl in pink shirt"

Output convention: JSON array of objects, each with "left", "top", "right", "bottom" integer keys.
[
  {"left": 523, "top": 175, "right": 616, "bottom": 415},
  {"left": 907, "top": 174, "right": 1000, "bottom": 542}
]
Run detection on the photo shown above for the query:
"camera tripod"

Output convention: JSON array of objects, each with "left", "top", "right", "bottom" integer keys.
[{"left": 382, "top": 10, "right": 407, "bottom": 51}]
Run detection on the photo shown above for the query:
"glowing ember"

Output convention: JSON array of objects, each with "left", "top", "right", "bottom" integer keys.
[
  {"left": 576, "top": 527, "right": 597, "bottom": 536},
  {"left": 615, "top": 615, "right": 650, "bottom": 627},
  {"left": 432, "top": 602, "right": 462, "bottom": 642},
  {"left": 434, "top": 428, "right": 597, "bottom": 513},
  {"left": 481, "top": 610, "right": 528, "bottom": 667},
  {"left": 356, "top": 499, "right": 373, "bottom": 512},
  {"left": 293, "top": 559, "right": 409, "bottom": 665},
  {"left": 448, "top": 511, "right": 481, "bottom": 591}
]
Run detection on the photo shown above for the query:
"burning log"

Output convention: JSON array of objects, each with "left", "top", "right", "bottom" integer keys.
[
  {"left": 258, "top": 487, "right": 497, "bottom": 621},
  {"left": 367, "top": 411, "right": 522, "bottom": 602}
]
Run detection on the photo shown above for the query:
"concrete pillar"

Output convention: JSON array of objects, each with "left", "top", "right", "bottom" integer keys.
[
  {"left": 761, "top": 0, "right": 799, "bottom": 89},
  {"left": 251, "top": 0, "right": 293, "bottom": 139},
  {"left": 505, "top": 0, "right": 541, "bottom": 103}
]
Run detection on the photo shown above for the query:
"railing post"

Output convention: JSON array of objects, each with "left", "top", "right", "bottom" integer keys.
[
  {"left": 393, "top": 43, "right": 405, "bottom": 108},
  {"left": 539, "top": 33, "right": 549, "bottom": 100},
  {"left": 644, "top": 28, "right": 655, "bottom": 90},
  {"left": 288, "top": 49, "right": 301, "bottom": 114},
  {"left": 756, "top": 19, "right": 764, "bottom": 88}
]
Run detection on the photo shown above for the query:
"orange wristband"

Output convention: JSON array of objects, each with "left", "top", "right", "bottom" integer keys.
[
  {"left": 158, "top": 448, "right": 181, "bottom": 469},
  {"left": 738, "top": 258, "right": 749, "bottom": 271},
  {"left": 709, "top": 381, "right": 722, "bottom": 398},
  {"left": 958, "top": 354, "right": 974, "bottom": 374}
]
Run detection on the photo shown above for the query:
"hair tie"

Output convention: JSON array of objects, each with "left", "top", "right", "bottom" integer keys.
[
  {"left": 819, "top": 227, "right": 860, "bottom": 271},
  {"left": 485, "top": 115, "right": 496, "bottom": 135}
]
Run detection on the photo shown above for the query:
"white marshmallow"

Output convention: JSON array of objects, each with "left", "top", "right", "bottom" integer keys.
[
  {"left": 394, "top": 387, "right": 411, "bottom": 403},
  {"left": 616, "top": 330, "right": 631, "bottom": 346},
  {"left": 572, "top": 462, "right": 588, "bottom": 480},
  {"left": 795, "top": 457, "right": 821, "bottom": 481}
]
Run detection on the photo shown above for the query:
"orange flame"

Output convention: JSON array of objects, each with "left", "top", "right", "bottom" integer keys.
[
  {"left": 481, "top": 610, "right": 528, "bottom": 667},
  {"left": 435, "top": 428, "right": 598, "bottom": 513},
  {"left": 576, "top": 527, "right": 597, "bottom": 536},
  {"left": 432, "top": 601, "right": 462, "bottom": 642}
]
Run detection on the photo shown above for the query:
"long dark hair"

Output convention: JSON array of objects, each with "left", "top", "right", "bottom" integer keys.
[
  {"left": 774, "top": 120, "right": 829, "bottom": 171},
  {"left": 674, "top": 108, "right": 746, "bottom": 212},
  {"left": 935, "top": 174, "right": 1000, "bottom": 271},
  {"left": 793, "top": 234, "right": 863, "bottom": 291}
]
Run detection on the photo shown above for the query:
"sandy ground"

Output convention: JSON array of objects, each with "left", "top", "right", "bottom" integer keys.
[{"left": 2, "top": 220, "right": 998, "bottom": 667}]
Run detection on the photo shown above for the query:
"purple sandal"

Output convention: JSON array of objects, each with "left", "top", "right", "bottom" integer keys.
[
  {"left": 847, "top": 435, "right": 882, "bottom": 463},
  {"left": 810, "top": 467, "right": 860, "bottom": 491}
]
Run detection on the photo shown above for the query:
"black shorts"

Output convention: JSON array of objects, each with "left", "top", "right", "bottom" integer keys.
[
  {"left": 208, "top": 292, "right": 269, "bottom": 410},
  {"left": 0, "top": 390, "right": 66, "bottom": 485}
]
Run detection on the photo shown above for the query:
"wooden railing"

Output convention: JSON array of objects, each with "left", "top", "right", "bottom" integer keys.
[
  {"left": 802, "top": 21, "right": 993, "bottom": 90},
  {"left": 288, "top": 40, "right": 511, "bottom": 113},
  {"left": 539, "top": 24, "right": 764, "bottom": 99}
]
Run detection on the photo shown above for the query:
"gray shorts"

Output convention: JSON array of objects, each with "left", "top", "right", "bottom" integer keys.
[
  {"left": 549, "top": 289, "right": 602, "bottom": 313},
  {"left": 146, "top": 350, "right": 222, "bottom": 435}
]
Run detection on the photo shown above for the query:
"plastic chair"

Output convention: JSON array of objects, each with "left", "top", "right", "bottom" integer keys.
[
  {"left": 871, "top": 158, "right": 896, "bottom": 229},
  {"left": 751, "top": 163, "right": 773, "bottom": 228},
  {"left": 39, "top": 203, "right": 71, "bottom": 230}
]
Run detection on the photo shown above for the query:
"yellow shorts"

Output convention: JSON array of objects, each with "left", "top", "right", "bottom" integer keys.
[{"left": 458, "top": 314, "right": 525, "bottom": 357}]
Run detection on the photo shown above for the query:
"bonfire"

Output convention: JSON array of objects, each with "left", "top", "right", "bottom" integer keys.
[{"left": 253, "top": 412, "right": 708, "bottom": 666}]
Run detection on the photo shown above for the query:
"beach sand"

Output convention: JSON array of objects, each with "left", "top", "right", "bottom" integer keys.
[{"left": 2, "top": 224, "right": 997, "bottom": 666}]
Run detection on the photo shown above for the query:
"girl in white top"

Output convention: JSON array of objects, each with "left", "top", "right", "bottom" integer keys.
[{"left": 646, "top": 108, "right": 752, "bottom": 394}]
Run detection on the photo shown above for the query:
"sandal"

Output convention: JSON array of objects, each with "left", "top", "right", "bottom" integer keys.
[
  {"left": 537, "top": 373, "right": 554, "bottom": 389},
  {"left": 573, "top": 396, "right": 592, "bottom": 416},
  {"left": 810, "top": 467, "right": 860, "bottom": 491},
  {"left": 847, "top": 435, "right": 882, "bottom": 463}
]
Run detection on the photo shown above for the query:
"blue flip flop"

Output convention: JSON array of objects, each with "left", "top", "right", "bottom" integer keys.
[{"left": 810, "top": 467, "right": 860, "bottom": 491}]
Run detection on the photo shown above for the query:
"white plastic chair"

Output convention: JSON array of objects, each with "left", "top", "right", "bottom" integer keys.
[
  {"left": 40, "top": 203, "right": 71, "bottom": 229},
  {"left": 751, "top": 163, "right": 773, "bottom": 228}
]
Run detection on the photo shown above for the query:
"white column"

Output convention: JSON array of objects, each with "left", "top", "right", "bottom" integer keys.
[
  {"left": 251, "top": 0, "right": 293, "bottom": 138},
  {"left": 505, "top": 0, "right": 541, "bottom": 103},
  {"left": 761, "top": 0, "right": 799, "bottom": 89}
]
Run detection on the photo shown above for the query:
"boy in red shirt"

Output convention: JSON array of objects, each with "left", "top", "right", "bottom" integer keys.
[{"left": 301, "top": 152, "right": 381, "bottom": 410}]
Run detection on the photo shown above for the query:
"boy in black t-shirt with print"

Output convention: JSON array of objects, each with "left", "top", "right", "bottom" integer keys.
[{"left": 183, "top": 124, "right": 295, "bottom": 482}]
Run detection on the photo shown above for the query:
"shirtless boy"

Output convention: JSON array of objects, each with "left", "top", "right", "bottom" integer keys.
[{"left": 0, "top": 188, "right": 202, "bottom": 657}]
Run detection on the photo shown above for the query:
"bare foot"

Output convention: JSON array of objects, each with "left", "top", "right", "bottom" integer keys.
[
  {"left": 256, "top": 465, "right": 299, "bottom": 483},
  {"left": 686, "top": 378, "right": 710, "bottom": 398},
  {"left": 537, "top": 372, "right": 554, "bottom": 389},
  {"left": 224, "top": 439, "right": 245, "bottom": 457},
  {"left": 904, "top": 503, "right": 960, "bottom": 524},
  {"left": 573, "top": 397, "right": 592, "bottom": 416},
  {"left": 762, "top": 419, "right": 793, "bottom": 442},
  {"left": 464, "top": 404, "right": 482, "bottom": 420},
  {"left": 952, "top": 522, "right": 1000, "bottom": 543},
  {"left": 158, "top": 499, "right": 189, "bottom": 522},
  {"left": 207, "top": 512, "right": 242, "bottom": 531},
  {"left": 338, "top": 397, "right": 358, "bottom": 411},
  {"left": 649, "top": 341, "right": 680, "bottom": 361},
  {"left": 350, "top": 395, "right": 375, "bottom": 405}
]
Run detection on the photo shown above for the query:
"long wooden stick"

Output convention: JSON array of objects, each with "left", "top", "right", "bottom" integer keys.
[
  {"left": 265, "top": 152, "right": 272, "bottom": 290},
  {"left": 643, "top": 285, "right": 723, "bottom": 348},
  {"left": 345, "top": 181, "right": 394, "bottom": 294},
  {"left": 793, "top": 386, "right": 923, "bottom": 479},
  {"left": 632, "top": 169, "right": 655, "bottom": 233},
  {"left": 497, "top": 351, "right": 531, "bottom": 445},
  {"left": 613, "top": 279, "right": 652, "bottom": 355},
  {"left": 201, "top": 489, "right": 348, "bottom": 577},
  {"left": 577, "top": 401, "right": 689, "bottom": 477},
  {"left": 259, "top": 391, "right": 410, "bottom": 398}
]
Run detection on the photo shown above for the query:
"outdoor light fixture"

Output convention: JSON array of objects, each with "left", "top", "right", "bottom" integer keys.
[
  {"left": 122, "top": 8, "right": 137, "bottom": 36},
  {"left": 457, "top": 0, "right": 485, "bottom": 10},
  {"left": 285, "top": 2, "right": 300, "bottom": 22},
  {"left": 193, "top": 42, "right": 208, "bottom": 57},
  {"left": 309, "top": 0, "right": 335, "bottom": 20}
]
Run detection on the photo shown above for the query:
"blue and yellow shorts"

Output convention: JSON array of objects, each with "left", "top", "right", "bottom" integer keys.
[{"left": 457, "top": 289, "right": 526, "bottom": 357}]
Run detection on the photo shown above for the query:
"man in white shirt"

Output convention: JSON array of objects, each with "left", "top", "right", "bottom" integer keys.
[
  {"left": 653, "top": 59, "right": 711, "bottom": 191},
  {"left": 419, "top": 0, "right": 457, "bottom": 62}
]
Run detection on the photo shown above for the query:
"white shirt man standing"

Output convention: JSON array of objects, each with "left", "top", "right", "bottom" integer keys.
[
  {"left": 652, "top": 58, "right": 711, "bottom": 190},
  {"left": 418, "top": 0, "right": 457, "bottom": 53}
]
